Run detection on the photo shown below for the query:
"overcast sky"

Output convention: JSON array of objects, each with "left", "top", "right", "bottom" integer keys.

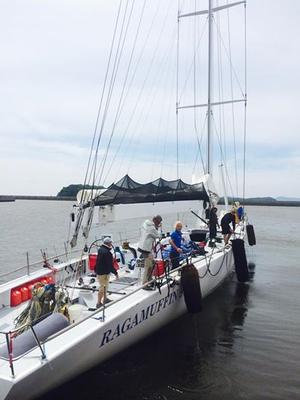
[{"left": 0, "top": 0, "right": 299, "bottom": 198}]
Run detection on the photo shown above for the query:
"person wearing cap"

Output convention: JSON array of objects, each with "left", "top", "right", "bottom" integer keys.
[
  {"left": 137, "top": 215, "right": 162, "bottom": 287},
  {"left": 220, "top": 209, "right": 236, "bottom": 245},
  {"left": 95, "top": 237, "right": 118, "bottom": 307}
]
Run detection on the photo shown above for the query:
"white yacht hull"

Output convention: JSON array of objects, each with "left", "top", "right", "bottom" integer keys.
[{"left": 0, "top": 246, "right": 234, "bottom": 400}]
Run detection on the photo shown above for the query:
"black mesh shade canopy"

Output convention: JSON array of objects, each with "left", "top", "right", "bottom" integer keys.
[{"left": 92, "top": 175, "right": 209, "bottom": 206}]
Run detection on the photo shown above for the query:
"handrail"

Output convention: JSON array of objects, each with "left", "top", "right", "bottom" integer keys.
[{"left": 0, "top": 249, "right": 84, "bottom": 282}]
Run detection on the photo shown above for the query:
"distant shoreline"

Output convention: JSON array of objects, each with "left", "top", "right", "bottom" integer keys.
[
  {"left": 0, "top": 195, "right": 76, "bottom": 202},
  {"left": 0, "top": 195, "right": 300, "bottom": 207}
]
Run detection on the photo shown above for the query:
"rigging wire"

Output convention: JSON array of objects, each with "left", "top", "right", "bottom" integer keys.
[
  {"left": 243, "top": 1, "right": 248, "bottom": 204},
  {"left": 96, "top": 0, "right": 147, "bottom": 188},
  {"left": 92, "top": 0, "right": 132, "bottom": 187},
  {"left": 121, "top": 1, "right": 176, "bottom": 177},
  {"left": 71, "top": 0, "right": 133, "bottom": 245},
  {"left": 213, "top": 14, "right": 245, "bottom": 98},
  {"left": 211, "top": 113, "right": 235, "bottom": 199},
  {"left": 193, "top": 0, "right": 206, "bottom": 176},
  {"left": 178, "top": 19, "right": 208, "bottom": 105},
  {"left": 215, "top": 1, "right": 227, "bottom": 177},
  {"left": 151, "top": 54, "right": 177, "bottom": 180},
  {"left": 213, "top": 11, "right": 239, "bottom": 198},
  {"left": 101, "top": 0, "right": 163, "bottom": 186},
  {"left": 83, "top": 0, "right": 123, "bottom": 192},
  {"left": 226, "top": 0, "right": 239, "bottom": 197},
  {"left": 69, "top": 1, "right": 124, "bottom": 249},
  {"left": 176, "top": 0, "right": 180, "bottom": 180},
  {"left": 192, "top": 112, "right": 207, "bottom": 176}
]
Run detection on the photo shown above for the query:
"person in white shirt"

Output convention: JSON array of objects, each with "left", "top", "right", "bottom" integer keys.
[{"left": 137, "top": 215, "right": 162, "bottom": 287}]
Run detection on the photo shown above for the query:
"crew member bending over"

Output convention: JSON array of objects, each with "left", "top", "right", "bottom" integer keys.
[{"left": 220, "top": 210, "right": 236, "bottom": 245}]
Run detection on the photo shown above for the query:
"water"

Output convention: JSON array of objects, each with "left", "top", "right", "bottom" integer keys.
[{"left": 1, "top": 201, "right": 300, "bottom": 399}]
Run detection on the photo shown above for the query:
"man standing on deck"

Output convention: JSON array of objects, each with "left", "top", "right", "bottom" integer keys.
[
  {"left": 209, "top": 207, "right": 219, "bottom": 240},
  {"left": 138, "top": 215, "right": 162, "bottom": 289},
  {"left": 95, "top": 237, "right": 118, "bottom": 308}
]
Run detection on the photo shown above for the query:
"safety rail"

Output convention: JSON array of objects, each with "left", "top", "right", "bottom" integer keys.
[
  {"left": 0, "top": 321, "right": 47, "bottom": 378},
  {"left": 0, "top": 249, "right": 84, "bottom": 284}
]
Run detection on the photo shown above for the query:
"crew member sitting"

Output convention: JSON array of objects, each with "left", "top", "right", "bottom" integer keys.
[{"left": 169, "top": 221, "right": 183, "bottom": 270}]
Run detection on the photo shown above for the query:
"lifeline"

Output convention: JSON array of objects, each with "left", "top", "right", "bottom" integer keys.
[{"left": 99, "top": 288, "right": 181, "bottom": 348}]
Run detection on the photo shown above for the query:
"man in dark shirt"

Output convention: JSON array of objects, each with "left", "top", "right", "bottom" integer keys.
[
  {"left": 220, "top": 210, "right": 236, "bottom": 245},
  {"left": 95, "top": 237, "right": 118, "bottom": 307},
  {"left": 209, "top": 207, "right": 219, "bottom": 240}
]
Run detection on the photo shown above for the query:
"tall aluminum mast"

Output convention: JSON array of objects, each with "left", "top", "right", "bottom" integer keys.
[
  {"left": 178, "top": 1, "right": 246, "bottom": 176},
  {"left": 207, "top": 0, "right": 213, "bottom": 175}
]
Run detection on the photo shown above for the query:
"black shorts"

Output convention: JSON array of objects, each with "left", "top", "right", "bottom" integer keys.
[{"left": 221, "top": 224, "right": 231, "bottom": 234}]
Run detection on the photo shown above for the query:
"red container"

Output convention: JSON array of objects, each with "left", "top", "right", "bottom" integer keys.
[
  {"left": 20, "top": 286, "right": 29, "bottom": 302},
  {"left": 47, "top": 275, "right": 54, "bottom": 284},
  {"left": 27, "top": 283, "right": 35, "bottom": 299},
  {"left": 113, "top": 258, "right": 119, "bottom": 271},
  {"left": 153, "top": 260, "right": 165, "bottom": 277},
  {"left": 11, "top": 289, "right": 22, "bottom": 307},
  {"left": 89, "top": 254, "right": 98, "bottom": 271}
]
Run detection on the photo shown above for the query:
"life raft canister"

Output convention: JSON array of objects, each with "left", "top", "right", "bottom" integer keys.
[
  {"left": 246, "top": 224, "right": 256, "bottom": 246},
  {"left": 181, "top": 263, "right": 202, "bottom": 313},
  {"left": 231, "top": 239, "right": 249, "bottom": 282}
]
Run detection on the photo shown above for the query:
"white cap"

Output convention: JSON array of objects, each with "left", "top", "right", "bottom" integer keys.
[{"left": 103, "top": 237, "right": 113, "bottom": 245}]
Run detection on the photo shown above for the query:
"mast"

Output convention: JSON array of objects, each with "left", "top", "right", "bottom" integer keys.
[
  {"left": 207, "top": 0, "right": 213, "bottom": 175},
  {"left": 178, "top": 0, "right": 246, "bottom": 180}
]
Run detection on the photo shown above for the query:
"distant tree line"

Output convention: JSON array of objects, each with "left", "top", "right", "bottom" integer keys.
[
  {"left": 57, "top": 184, "right": 104, "bottom": 198},
  {"left": 219, "top": 197, "right": 300, "bottom": 207}
]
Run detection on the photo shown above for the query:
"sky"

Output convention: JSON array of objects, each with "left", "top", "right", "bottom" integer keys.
[{"left": 0, "top": 0, "right": 299, "bottom": 198}]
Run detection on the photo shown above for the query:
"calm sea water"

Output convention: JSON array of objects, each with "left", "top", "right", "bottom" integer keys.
[{"left": 1, "top": 201, "right": 300, "bottom": 399}]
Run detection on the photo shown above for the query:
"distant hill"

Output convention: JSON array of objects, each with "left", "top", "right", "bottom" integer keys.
[
  {"left": 276, "top": 196, "right": 300, "bottom": 202},
  {"left": 57, "top": 184, "right": 104, "bottom": 198},
  {"left": 219, "top": 196, "right": 300, "bottom": 207}
]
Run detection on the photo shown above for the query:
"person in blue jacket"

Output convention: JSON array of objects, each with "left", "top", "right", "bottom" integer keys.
[{"left": 169, "top": 221, "right": 183, "bottom": 270}]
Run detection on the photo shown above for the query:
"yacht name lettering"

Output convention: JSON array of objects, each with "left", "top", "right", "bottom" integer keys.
[{"left": 99, "top": 290, "right": 179, "bottom": 347}]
